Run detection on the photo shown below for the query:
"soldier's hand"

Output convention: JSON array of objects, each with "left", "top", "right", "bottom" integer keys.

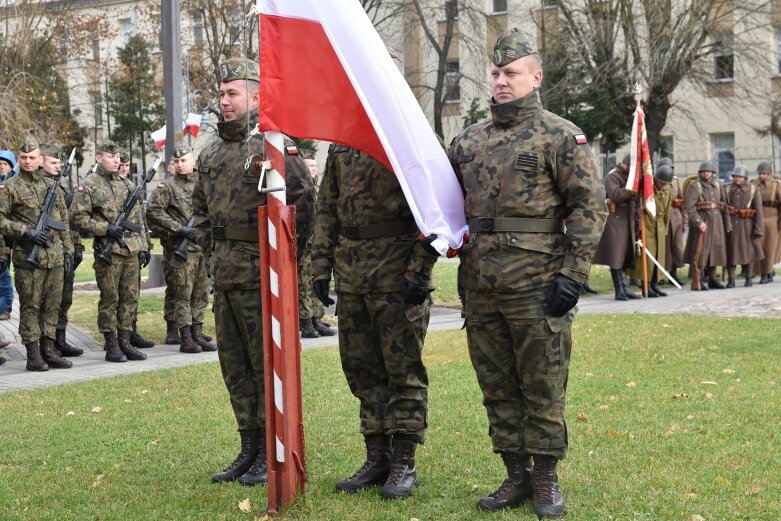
[
  {"left": 313, "top": 279, "right": 335, "bottom": 307},
  {"left": 0, "top": 257, "right": 8, "bottom": 273},
  {"left": 177, "top": 225, "right": 197, "bottom": 240},
  {"left": 544, "top": 273, "right": 582, "bottom": 317},
  {"left": 74, "top": 252, "right": 83, "bottom": 269},
  {"left": 138, "top": 251, "right": 151, "bottom": 268},
  {"left": 419, "top": 234, "right": 441, "bottom": 257},
  {"left": 63, "top": 253, "right": 74, "bottom": 277},
  {"left": 106, "top": 224, "right": 124, "bottom": 240},
  {"left": 23, "top": 229, "right": 51, "bottom": 247},
  {"left": 698, "top": 222, "right": 707, "bottom": 233},
  {"left": 403, "top": 281, "right": 430, "bottom": 307}
]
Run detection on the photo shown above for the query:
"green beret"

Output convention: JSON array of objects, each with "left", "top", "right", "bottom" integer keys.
[
  {"left": 19, "top": 135, "right": 40, "bottom": 154},
  {"left": 173, "top": 145, "right": 192, "bottom": 158},
  {"left": 39, "top": 143, "right": 61, "bottom": 158},
  {"left": 116, "top": 147, "right": 130, "bottom": 163},
  {"left": 492, "top": 28, "right": 536, "bottom": 67},
  {"left": 220, "top": 57, "right": 259, "bottom": 83},
  {"left": 97, "top": 140, "right": 120, "bottom": 154}
]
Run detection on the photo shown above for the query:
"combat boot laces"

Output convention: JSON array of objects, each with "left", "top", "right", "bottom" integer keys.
[
  {"left": 532, "top": 456, "right": 564, "bottom": 519},
  {"left": 238, "top": 439, "right": 268, "bottom": 487},
  {"left": 335, "top": 435, "right": 391, "bottom": 493},
  {"left": 477, "top": 453, "right": 532, "bottom": 511},
  {"left": 212, "top": 429, "right": 260, "bottom": 483},
  {"left": 380, "top": 435, "right": 417, "bottom": 499}
]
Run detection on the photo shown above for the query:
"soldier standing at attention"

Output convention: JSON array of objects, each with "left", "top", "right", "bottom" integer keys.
[
  {"left": 448, "top": 30, "right": 606, "bottom": 517},
  {"left": 147, "top": 145, "right": 215, "bottom": 353},
  {"left": 0, "top": 136, "right": 74, "bottom": 371},
  {"left": 310, "top": 49, "right": 438, "bottom": 500},
  {"left": 39, "top": 144, "right": 83, "bottom": 357},
  {"left": 659, "top": 158, "right": 687, "bottom": 285},
  {"left": 725, "top": 165, "right": 764, "bottom": 287},
  {"left": 70, "top": 141, "right": 150, "bottom": 363},
  {"left": 192, "top": 58, "right": 315, "bottom": 486},
  {"left": 752, "top": 161, "right": 780, "bottom": 283}
]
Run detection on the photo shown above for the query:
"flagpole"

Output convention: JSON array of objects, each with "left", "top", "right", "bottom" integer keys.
[{"left": 634, "top": 84, "right": 650, "bottom": 298}]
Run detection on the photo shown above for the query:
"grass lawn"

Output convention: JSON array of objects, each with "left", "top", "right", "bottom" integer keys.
[{"left": 0, "top": 314, "right": 778, "bottom": 520}]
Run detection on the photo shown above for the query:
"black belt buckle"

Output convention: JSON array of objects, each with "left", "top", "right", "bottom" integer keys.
[
  {"left": 342, "top": 224, "right": 359, "bottom": 239},
  {"left": 213, "top": 226, "right": 226, "bottom": 240},
  {"left": 476, "top": 217, "right": 494, "bottom": 233}
]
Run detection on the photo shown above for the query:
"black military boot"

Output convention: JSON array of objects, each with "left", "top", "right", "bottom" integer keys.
[
  {"left": 726, "top": 277, "right": 735, "bottom": 288},
  {"left": 40, "top": 337, "right": 73, "bottom": 369},
  {"left": 335, "top": 435, "right": 391, "bottom": 493},
  {"left": 622, "top": 275, "right": 642, "bottom": 299},
  {"left": 649, "top": 281, "right": 667, "bottom": 297},
  {"left": 580, "top": 281, "right": 598, "bottom": 294},
  {"left": 745, "top": 276, "right": 754, "bottom": 287},
  {"left": 532, "top": 456, "right": 565, "bottom": 519},
  {"left": 610, "top": 269, "right": 628, "bottom": 301},
  {"left": 178, "top": 326, "right": 202, "bottom": 353},
  {"left": 238, "top": 433, "right": 268, "bottom": 486},
  {"left": 55, "top": 328, "right": 84, "bottom": 357},
  {"left": 104, "top": 332, "right": 127, "bottom": 363},
  {"left": 380, "top": 434, "right": 418, "bottom": 499},
  {"left": 312, "top": 317, "right": 336, "bottom": 336},
  {"left": 25, "top": 341, "right": 49, "bottom": 371},
  {"left": 130, "top": 321, "right": 155, "bottom": 348},
  {"left": 477, "top": 453, "right": 533, "bottom": 511},
  {"left": 118, "top": 331, "right": 147, "bottom": 361},
  {"left": 708, "top": 273, "right": 725, "bottom": 289},
  {"left": 212, "top": 429, "right": 261, "bottom": 483},
  {"left": 192, "top": 323, "right": 217, "bottom": 351},
  {"left": 165, "top": 320, "right": 180, "bottom": 344},
  {"left": 759, "top": 273, "right": 770, "bottom": 284},
  {"left": 300, "top": 318, "right": 319, "bottom": 339}
]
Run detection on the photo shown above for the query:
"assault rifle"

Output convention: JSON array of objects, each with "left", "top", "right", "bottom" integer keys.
[
  {"left": 96, "top": 156, "right": 163, "bottom": 265},
  {"left": 173, "top": 217, "right": 196, "bottom": 260},
  {"left": 26, "top": 148, "right": 76, "bottom": 268}
]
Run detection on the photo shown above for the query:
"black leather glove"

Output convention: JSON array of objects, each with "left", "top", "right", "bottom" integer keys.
[
  {"left": 0, "top": 257, "right": 8, "bottom": 273},
  {"left": 313, "top": 279, "right": 335, "bottom": 307},
  {"left": 419, "top": 234, "right": 441, "bottom": 257},
  {"left": 177, "top": 225, "right": 197, "bottom": 240},
  {"left": 106, "top": 224, "right": 124, "bottom": 240},
  {"left": 403, "top": 280, "right": 430, "bottom": 307},
  {"left": 22, "top": 229, "right": 51, "bottom": 247},
  {"left": 544, "top": 273, "right": 582, "bottom": 317},
  {"left": 74, "top": 252, "right": 83, "bottom": 269},
  {"left": 138, "top": 251, "right": 151, "bottom": 268},
  {"left": 63, "top": 253, "right": 74, "bottom": 277}
]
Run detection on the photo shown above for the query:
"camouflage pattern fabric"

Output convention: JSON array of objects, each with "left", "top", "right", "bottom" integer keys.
[
  {"left": 13, "top": 266, "right": 64, "bottom": 343},
  {"left": 297, "top": 243, "right": 325, "bottom": 320},
  {"left": 465, "top": 289, "right": 572, "bottom": 458},
  {"left": 164, "top": 259, "right": 175, "bottom": 322},
  {"left": 492, "top": 28, "right": 537, "bottom": 67},
  {"left": 93, "top": 254, "right": 139, "bottom": 332},
  {"left": 337, "top": 291, "right": 431, "bottom": 443}
]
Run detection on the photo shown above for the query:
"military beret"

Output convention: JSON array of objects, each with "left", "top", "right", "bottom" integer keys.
[
  {"left": 19, "top": 135, "right": 40, "bottom": 154},
  {"left": 39, "top": 143, "right": 61, "bottom": 158},
  {"left": 173, "top": 145, "right": 192, "bottom": 158},
  {"left": 220, "top": 57, "right": 259, "bottom": 83},
  {"left": 116, "top": 147, "right": 130, "bottom": 163},
  {"left": 97, "top": 140, "right": 120, "bottom": 154},
  {"left": 492, "top": 28, "right": 537, "bottom": 67}
]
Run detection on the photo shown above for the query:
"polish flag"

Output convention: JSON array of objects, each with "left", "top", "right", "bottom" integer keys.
[
  {"left": 150, "top": 125, "right": 167, "bottom": 151},
  {"left": 184, "top": 113, "right": 202, "bottom": 137},
  {"left": 259, "top": 0, "right": 467, "bottom": 251},
  {"left": 626, "top": 105, "right": 656, "bottom": 217}
]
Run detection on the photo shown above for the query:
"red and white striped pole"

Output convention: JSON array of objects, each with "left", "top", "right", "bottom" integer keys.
[{"left": 256, "top": 130, "right": 307, "bottom": 515}]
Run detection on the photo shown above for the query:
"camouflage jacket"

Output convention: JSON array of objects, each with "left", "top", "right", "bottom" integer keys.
[
  {"left": 147, "top": 170, "right": 200, "bottom": 253},
  {"left": 192, "top": 110, "right": 315, "bottom": 291},
  {"left": 44, "top": 172, "right": 83, "bottom": 255},
  {"left": 310, "top": 146, "right": 437, "bottom": 293},
  {"left": 448, "top": 92, "right": 607, "bottom": 293},
  {"left": 0, "top": 167, "right": 74, "bottom": 268},
  {"left": 70, "top": 165, "right": 149, "bottom": 256}
]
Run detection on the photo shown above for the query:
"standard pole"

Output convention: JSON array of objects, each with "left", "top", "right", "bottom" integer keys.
[{"left": 162, "top": 0, "right": 183, "bottom": 167}]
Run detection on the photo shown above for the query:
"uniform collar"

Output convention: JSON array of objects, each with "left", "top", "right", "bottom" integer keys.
[
  {"left": 698, "top": 175, "right": 718, "bottom": 187},
  {"left": 175, "top": 171, "right": 197, "bottom": 182},
  {"left": 490, "top": 90, "right": 542, "bottom": 128},
  {"left": 218, "top": 109, "right": 259, "bottom": 142},
  {"left": 96, "top": 164, "right": 120, "bottom": 179},
  {"left": 20, "top": 167, "right": 44, "bottom": 181}
]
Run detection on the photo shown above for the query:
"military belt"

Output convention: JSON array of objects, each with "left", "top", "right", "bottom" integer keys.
[
  {"left": 468, "top": 217, "right": 565, "bottom": 234},
  {"left": 340, "top": 219, "right": 417, "bottom": 240},
  {"left": 671, "top": 198, "right": 684, "bottom": 208},
  {"left": 211, "top": 226, "right": 259, "bottom": 242},
  {"left": 762, "top": 200, "right": 781, "bottom": 208},
  {"left": 695, "top": 202, "right": 719, "bottom": 211},
  {"left": 737, "top": 208, "right": 757, "bottom": 219}
]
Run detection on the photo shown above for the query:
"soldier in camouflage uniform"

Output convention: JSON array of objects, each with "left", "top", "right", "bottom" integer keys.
[
  {"left": 163, "top": 157, "right": 181, "bottom": 345},
  {"left": 39, "top": 144, "right": 84, "bottom": 357},
  {"left": 147, "top": 144, "right": 215, "bottom": 353},
  {"left": 310, "top": 52, "right": 437, "bottom": 500},
  {"left": 448, "top": 30, "right": 606, "bottom": 517},
  {"left": 192, "top": 58, "right": 315, "bottom": 486},
  {"left": 70, "top": 140, "right": 150, "bottom": 363},
  {"left": 0, "top": 136, "right": 75, "bottom": 371}
]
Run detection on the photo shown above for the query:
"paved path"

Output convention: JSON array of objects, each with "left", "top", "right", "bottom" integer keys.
[{"left": 1, "top": 278, "right": 779, "bottom": 394}]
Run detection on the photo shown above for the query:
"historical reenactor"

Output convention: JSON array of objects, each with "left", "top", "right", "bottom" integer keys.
[
  {"left": 70, "top": 140, "right": 150, "bottom": 363},
  {"left": 147, "top": 144, "right": 215, "bottom": 353},
  {"left": 0, "top": 136, "right": 74, "bottom": 371},
  {"left": 683, "top": 161, "right": 731, "bottom": 290},
  {"left": 192, "top": 58, "right": 315, "bottom": 486},
  {"left": 592, "top": 154, "right": 641, "bottom": 300},
  {"left": 659, "top": 158, "right": 687, "bottom": 284},
  {"left": 448, "top": 30, "right": 606, "bottom": 517},
  {"left": 725, "top": 165, "right": 764, "bottom": 287},
  {"left": 752, "top": 161, "right": 780, "bottom": 283}
]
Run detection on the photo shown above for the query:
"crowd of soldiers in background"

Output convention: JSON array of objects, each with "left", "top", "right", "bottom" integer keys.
[{"left": 593, "top": 155, "right": 780, "bottom": 300}]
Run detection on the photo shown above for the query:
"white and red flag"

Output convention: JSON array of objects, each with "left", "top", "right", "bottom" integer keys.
[
  {"left": 626, "top": 105, "right": 656, "bottom": 217},
  {"left": 184, "top": 113, "right": 202, "bottom": 137},
  {"left": 259, "top": 0, "right": 467, "bottom": 252},
  {"left": 150, "top": 125, "right": 167, "bottom": 151}
]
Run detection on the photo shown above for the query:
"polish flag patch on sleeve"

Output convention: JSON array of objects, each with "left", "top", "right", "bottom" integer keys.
[
  {"left": 286, "top": 145, "right": 299, "bottom": 155},
  {"left": 574, "top": 134, "right": 588, "bottom": 145}
]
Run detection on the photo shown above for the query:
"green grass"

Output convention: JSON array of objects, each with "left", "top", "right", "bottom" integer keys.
[{"left": 0, "top": 314, "right": 778, "bottom": 520}]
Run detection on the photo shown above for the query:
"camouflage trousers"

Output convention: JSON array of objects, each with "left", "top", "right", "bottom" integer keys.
[
  {"left": 93, "top": 254, "right": 139, "bottom": 333},
  {"left": 297, "top": 246, "right": 325, "bottom": 320},
  {"left": 163, "top": 255, "right": 175, "bottom": 322},
  {"left": 14, "top": 265, "right": 63, "bottom": 344},
  {"left": 214, "top": 288, "right": 265, "bottom": 432},
  {"left": 336, "top": 291, "right": 431, "bottom": 444},
  {"left": 465, "top": 289, "right": 574, "bottom": 460},
  {"left": 167, "top": 252, "right": 209, "bottom": 328},
  {"left": 57, "top": 262, "right": 75, "bottom": 329}
]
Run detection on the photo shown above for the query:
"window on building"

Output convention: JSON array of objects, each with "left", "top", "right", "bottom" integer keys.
[
  {"left": 92, "top": 91, "right": 103, "bottom": 128},
  {"left": 712, "top": 32, "right": 733, "bottom": 81},
  {"left": 192, "top": 12, "right": 205, "bottom": 44},
  {"left": 711, "top": 133, "right": 735, "bottom": 180},
  {"left": 92, "top": 38, "right": 100, "bottom": 61},
  {"left": 120, "top": 18, "right": 133, "bottom": 44},
  {"left": 493, "top": 0, "right": 507, "bottom": 13},
  {"left": 445, "top": 59, "right": 461, "bottom": 104}
]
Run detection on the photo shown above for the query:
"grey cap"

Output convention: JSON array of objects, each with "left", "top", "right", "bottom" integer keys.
[
  {"left": 757, "top": 160, "right": 772, "bottom": 174},
  {"left": 492, "top": 28, "right": 536, "bottom": 67},
  {"left": 657, "top": 157, "right": 673, "bottom": 170},
  {"left": 698, "top": 160, "right": 716, "bottom": 173},
  {"left": 654, "top": 165, "right": 674, "bottom": 184},
  {"left": 732, "top": 165, "right": 749, "bottom": 178}
]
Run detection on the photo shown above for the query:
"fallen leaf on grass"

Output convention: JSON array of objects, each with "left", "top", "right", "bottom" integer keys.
[
  {"left": 661, "top": 323, "right": 671, "bottom": 328},
  {"left": 705, "top": 393, "right": 715, "bottom": 400},
  {"left": 713, "top": 476, "right": 730, "bottom": 487},
  {"left": 91, "top": 474, "right": 104, "bottom": 487},
  {"left": 722, "top": 368, "right": 735, "bottom": 374},
  {"left": 141, "top": 390, "right": 149, "bottom": 394},
  {"left": 254, "top": 515, "right": 270, "bottom": 521},
  {"left": 238, "top": 498, "right": 252, "bottom": 513},
  {"left": 605, "top": 429, "right": 622, "bottom": 437},
  {"left": 745, "top": 485, "right": 762, "bottom": 495},
  {"left": 701, "top": 381, "right": 717, "bottom": 386},
  {"left": 148, "top": 439, "right": 160, "bottom": 446},
  {"left": 90, "top": 406, "right": 102, "bottom": 414},
  {"left": 65, "top": 411, "right": 76, "bottom": 416},
  {"left": 411, "top": 518, "right": 420, "bottom": 521},
  {"left": 65, "top": 466, "right": 73, "bottom": 473},
  {"left": 124, "top": 399, "right": 132, "bottom": 403},
  {"left": 626, "top": 381, "right": 637, "bottom": 388},
  {"left": 576, "top": 413, "right": 588, "bottom": 422},
  {"left": 681, "top": 492, "right": 697, "bottom": 500},
  {"left": 691, "top": 515, "right": 705, "bottom": 521},
  {"left": 672, "top": 392, "right": 689, "bottom": 399}
]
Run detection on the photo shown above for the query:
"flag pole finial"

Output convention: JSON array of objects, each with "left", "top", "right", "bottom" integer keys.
[{"left": 634, "top": 83, "right": 642, "bottom": 108}]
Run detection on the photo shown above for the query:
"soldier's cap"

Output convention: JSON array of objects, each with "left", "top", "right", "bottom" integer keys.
[
  {"left": 220, "top": 57, "right": 259, "bottom": 83},
  {"left": 116, "top": 147, "right": 130, "bottom": 163},
  {"left": 698, "top": 160, "right": 716, "bottom": 173},
  {"left": 756, "top": 160, "right": 772, "bottom": 174},
  {"left": 622, "top": 153, "right": 631, "bottom": 165},
  {"left": 97, "top": 140, "right": 120, "bottom": 154},
  {"left": 19, "top": 135, "right": 40, "bottom": 154},
  {"left": 732, "top": 165, "right": 749, "bottom": 178},
  {"left": 173, "top": 145, "right": 192, "bottom": 158},
  {"left": 39, "top": 143, "right": 61, "bottom": 159},
  {"left": 492, "top": 28, "right": 537, "bottom": 67}
]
